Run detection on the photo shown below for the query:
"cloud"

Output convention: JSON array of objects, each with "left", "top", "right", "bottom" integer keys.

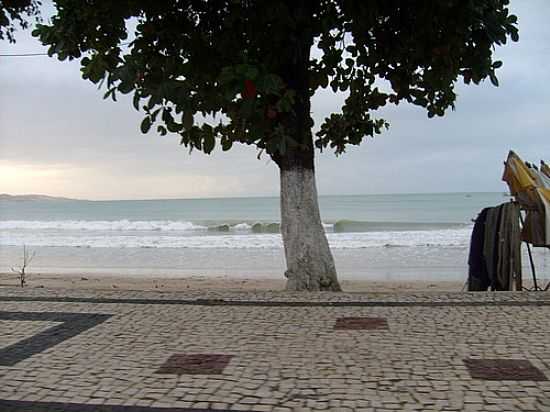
[{"left": 1, "top": 1, "right": 549, "bottom": 199}]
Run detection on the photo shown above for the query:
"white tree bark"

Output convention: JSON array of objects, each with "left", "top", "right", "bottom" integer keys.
[{"left": 280, "top": 166, "right": 341, "bottom": 291}]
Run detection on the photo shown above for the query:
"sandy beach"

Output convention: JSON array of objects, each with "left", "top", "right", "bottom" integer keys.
[{"left": 0, "top": 271, "right": 468, "bottom": 293}]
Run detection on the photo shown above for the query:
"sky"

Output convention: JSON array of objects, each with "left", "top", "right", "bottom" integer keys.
[{"left": 1, "top": 2, "right": 549, "bottom": 200}]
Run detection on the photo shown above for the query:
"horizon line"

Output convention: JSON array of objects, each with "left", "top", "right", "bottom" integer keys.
[{"left": 1, "top": 191, "right": 509, "bottom": 203}]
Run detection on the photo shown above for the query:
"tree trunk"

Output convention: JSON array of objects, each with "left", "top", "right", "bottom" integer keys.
[
  {"left": 280, "top": 160, "right": 341, "bottom": 291},
  {"left": 272, "top": 0, "right": 341, "bottom": 291}
]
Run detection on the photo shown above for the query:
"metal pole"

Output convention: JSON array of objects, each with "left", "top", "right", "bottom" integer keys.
[
  {"left": 525, "top": 241, "right": 539, "bottom": 290},
  {"left": 519, "top": 212, "right": 539, "bottom": 290}
]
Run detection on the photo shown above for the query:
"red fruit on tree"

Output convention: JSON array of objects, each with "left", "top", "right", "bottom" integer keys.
[
  {"left": 243, "top": 79, "right": 256, "bottom": 99},
  {"left": 266, "top": 106, "right": 277, "bottom": 119}
]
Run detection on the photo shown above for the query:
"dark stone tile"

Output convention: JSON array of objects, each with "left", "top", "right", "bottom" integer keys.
[
  {"left": 464, "top": 358, "right": 548, "bottom": 381},
  {"left": 0, "top": 312, "right": 112, "bottom": 366},
  {"left": 0, "top": 399, "right": 243, "bottom": 411},
  {"left": 1, "top": 296, "right": 550, "bottom": 307},
  {"left": 334, "top": 317, "right": 388, "bottom": 330},
  {"left": 156, "top": 354, "right": 233, "bottom": 375}
]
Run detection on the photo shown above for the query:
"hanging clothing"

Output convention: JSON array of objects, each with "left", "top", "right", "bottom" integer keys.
[
  {"left": 522, "top": 208, "right": 546, "bottom": 247},
  {"left": 468, "top": 203, "right": 522, "bottom": 291},
  {"left": 495, "top": 202, "right": 522, "bottom": 291},
  {"left": 536, "top": 188, "right": 550, "bottom": 247},
  {"left": 483, "top": 206, "right": 501, "bottom": 289},
  {"left": 468, "top": 208, "right": 491, "bottom": 291}
]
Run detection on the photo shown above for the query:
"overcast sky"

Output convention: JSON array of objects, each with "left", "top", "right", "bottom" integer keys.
[{"left": 1, "top": 1, "right": 549, "bottom": 200}]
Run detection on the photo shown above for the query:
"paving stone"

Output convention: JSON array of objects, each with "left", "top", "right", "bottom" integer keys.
[
  {"left": 464, "top": 358, "right": 548, "bottom": 381},
  {"left": 334, "top": 317, "right": 388, "bottom": 330},
  {"left": 156, "top": 354, "right": 233, "bottom": 375},
  {"left": 1, "top": 287, "right": 550, "bottom": 411},
  {"left": 0, "top": 311, "right": 112, "bottom": 366}
]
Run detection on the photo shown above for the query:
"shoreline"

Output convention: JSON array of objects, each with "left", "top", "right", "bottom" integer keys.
[
  {"left": 0, "top": 272, "right": 468, "bottom": 293},
  {"left": 0, "top": 244, "right": 478, "bottom": 283}
]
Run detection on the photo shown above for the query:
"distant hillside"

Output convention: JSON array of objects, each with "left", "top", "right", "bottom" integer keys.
[{"left": 0, "top": 194, "right": 80, "bottom": 202}]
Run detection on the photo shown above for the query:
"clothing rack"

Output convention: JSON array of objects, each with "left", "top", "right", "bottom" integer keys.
[
  {"left": 502, "top": 152, "right": 550, "bottom": 291},
  {"left": 517, "top": 204, "right": 550, "bottom": 291},
  {"left": 467, "top": 202, "right": 523, "bottom": 292}
]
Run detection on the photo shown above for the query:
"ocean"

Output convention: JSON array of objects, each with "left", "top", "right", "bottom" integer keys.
[{"left": 1, "top": 192, "right": 548, "bottom": 281}]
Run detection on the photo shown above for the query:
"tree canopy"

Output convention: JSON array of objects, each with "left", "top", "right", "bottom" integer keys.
[
  {"left": 1, "top": 0, "right": 41, "bottom": 43},
  {"left": 33, "top": 1, "right": 518, "bottom": 158}
]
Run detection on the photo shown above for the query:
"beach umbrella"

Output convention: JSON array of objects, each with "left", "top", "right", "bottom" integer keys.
[
  {"left": 502, "top": 151, "right": 550, "bottom": 247},
  {"left": 502, "top": 151, "right": 538, "bottom": 207}
]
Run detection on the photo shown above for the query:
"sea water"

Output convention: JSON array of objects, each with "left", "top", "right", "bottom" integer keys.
[{"left": 1, "top": 192, "right": 548, "bottom": 281}]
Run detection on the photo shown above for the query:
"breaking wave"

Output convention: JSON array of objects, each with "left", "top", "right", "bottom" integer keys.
[
  {"left": 0, "top": 219, "right": 472, "bottom": 249},
  {"left": 0, "top": 219, "right": 467, "bottom": 233},
  {"left": 0, "top": 220, "right": 208, "bottom": 232}
]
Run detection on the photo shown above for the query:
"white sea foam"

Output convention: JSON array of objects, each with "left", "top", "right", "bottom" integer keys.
[
  {"left": 0, "top": 226, "right": 472, "bottom": 249},
  {"left": 0, "top": 220, "right": 208, "bottom": 232},
  {"left": 232, "top": 223, "right": 252, "bottom": 231},
  {"left": 0, "top": 219, "right": 464, "bottom": 232}
]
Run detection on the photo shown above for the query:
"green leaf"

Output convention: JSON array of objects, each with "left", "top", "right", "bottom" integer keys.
[
  {"left": 275, "top": 90, "right": 296, "bottom": 112},
  {"left": 218, "top": 67, "right": 236, "bottom": 85},
  {"left": 320, "top": 74, "right": 329, "bottom": 89},
  {"left": 140, "top": 117, "right": 151, "bottom": 134},
  {"left": 132, "top": 93, "right": 140, "bottom": 111},
  {"left": 36, "top": 1, "right": 520, "bottom": 157},
  {"left": 162, "top": 108, "right": 173, "bottom": 124},
  {"left": 103, "top": 88, "right": 116, "bottom": 101},
  {"left": 244, "top": 66, "right": 259, "bottom": 80},
  {"left": 203, "top": 126, "right": 215, "bottom": 153},
  {"left": 118, "top": 81, "right": 133, "bottom": 94},
  {"left": 221, "top": 136, "right": 233, "bottom": 151},
  {"left": 183, "top": 111, "right": 194, "bottom": 130},
  {"left": 167, "top": 121, "right": 182, "bottom": 133},
  {"left": 157, "top": 125, "right": 167, "bottom": 136},
  {"left": 279, "top": 135, "right": 286, "bottom": 154},
  {"left": 150, "top": 108, "right": 161, "bottom": 122}
]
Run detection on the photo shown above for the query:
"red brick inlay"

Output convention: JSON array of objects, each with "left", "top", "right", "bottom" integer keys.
[
  {"left": 334, "top": 317, "right": 388, "bottom": 330},
  {"left": 156, "top": 354, "right": 233, "bottom": 375},
  {"left": 464, "top": 358, "right": 547, "bottom": 381}
]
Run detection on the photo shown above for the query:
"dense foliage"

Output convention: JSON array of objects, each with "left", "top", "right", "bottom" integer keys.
[
  {"left": 0, "top": 0, "right": 41, "bottom": 43},
  {"left": 33, "top": 1, "right": 518, "bottom": 158}
]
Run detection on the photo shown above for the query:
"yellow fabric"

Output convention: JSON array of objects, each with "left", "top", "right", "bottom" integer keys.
[
  {"left": 502, "top": 151, "right": 536, "bottom": 194},
  {"left": 502, "top": 151, "right": 540, "bottom": 208},
  {"left": 540, "top": 188, "right": 550, "bottom": 203},
  {"left": 502, "top": 151, "right": 550, "bottom": 246}
]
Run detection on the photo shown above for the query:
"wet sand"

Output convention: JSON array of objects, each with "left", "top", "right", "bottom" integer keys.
[{"left": 0, "top": 272, "right": 466, "bottom": 293}]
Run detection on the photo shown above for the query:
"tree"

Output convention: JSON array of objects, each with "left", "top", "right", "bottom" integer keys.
[
  {"left": 0, "top": 0, "right": 41, "bottom": 43},
  {"left": 32, "top": 1, "right": 518, "bottom": 291},
  {"left": 11, "top": 245, "right": 36, "bottom": 288}
]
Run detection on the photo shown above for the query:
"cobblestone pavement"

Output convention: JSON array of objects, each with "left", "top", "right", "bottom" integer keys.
[{"left": 1, "top": 287, "right": 550, "bottom": 411}]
